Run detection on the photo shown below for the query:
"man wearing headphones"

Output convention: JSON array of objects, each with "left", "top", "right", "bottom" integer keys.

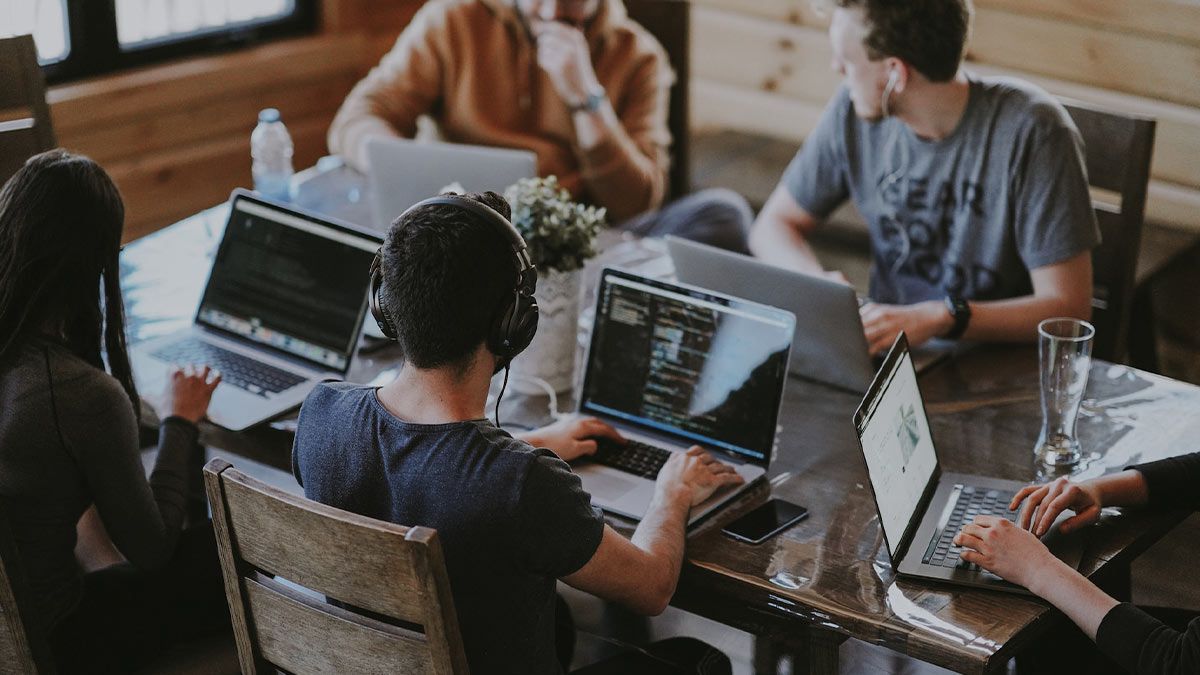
[
  {"left": 750, "top": 0, "right": 1100, "bottom": 354},
  {"left": 328, "top": 0, "right": 752, "bottom": 252},
  {"left": 291, "top": 192, "right": 738, "bottom": 674}
]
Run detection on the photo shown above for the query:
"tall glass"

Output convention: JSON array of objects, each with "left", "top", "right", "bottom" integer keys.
[{"left": 1035, "top": 318, "right": 1095, "bottom": 467}]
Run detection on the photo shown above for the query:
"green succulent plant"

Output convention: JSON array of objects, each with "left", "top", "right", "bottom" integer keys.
[{"left": 505, "top": 176, "right": 606, "bottom": 274}]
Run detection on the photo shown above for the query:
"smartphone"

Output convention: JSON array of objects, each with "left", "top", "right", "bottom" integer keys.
[{"left": 722, "top": 499, "right": 809, "bottom": 544}]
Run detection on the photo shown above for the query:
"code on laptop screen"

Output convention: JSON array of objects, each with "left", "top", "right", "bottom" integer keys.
[
  {"left": 196, "top": 199, "right": 377, "bottom": 372},
  {"left": 579, "top": 272, "right": 793, "bottom": 462}
]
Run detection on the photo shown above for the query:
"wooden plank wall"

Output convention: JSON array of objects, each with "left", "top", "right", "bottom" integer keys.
[
  {"left": 689, "top": 0, "right": 1200, "bottom": 233},
  {"left": 45, "top": 0, "right": 421, "bottom": 242}
]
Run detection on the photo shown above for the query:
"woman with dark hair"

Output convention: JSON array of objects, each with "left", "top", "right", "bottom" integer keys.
[{"left": 0, "top": 150, "right": 231, "bottom": 671}]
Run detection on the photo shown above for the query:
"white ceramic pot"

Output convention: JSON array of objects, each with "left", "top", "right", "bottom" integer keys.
[{"left": 508, "top": 268, "right": 582, "bottom": 394}]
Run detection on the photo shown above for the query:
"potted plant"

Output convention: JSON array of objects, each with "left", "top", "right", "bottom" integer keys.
[{"left": 504, "top": 176, "right": 606, "bottom": 393}]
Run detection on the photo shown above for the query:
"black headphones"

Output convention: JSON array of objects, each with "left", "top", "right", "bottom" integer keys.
[{"left": 369, "top": 194, "right": 539, "bottom": 371}]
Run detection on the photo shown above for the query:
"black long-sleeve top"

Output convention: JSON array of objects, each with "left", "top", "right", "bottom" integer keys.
[
  {"left": 1095, "top": 452, "right": 1200, "bottom": 674},
  {"left": 0, "top": 341, "right": 198, "bottom": 632}
]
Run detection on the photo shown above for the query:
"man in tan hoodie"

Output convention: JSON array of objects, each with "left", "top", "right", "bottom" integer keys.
[{"left": 329, "top": 0, "right": 751, "bottom": 251}]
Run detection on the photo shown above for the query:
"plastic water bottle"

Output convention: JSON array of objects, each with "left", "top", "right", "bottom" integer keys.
[{"left": 250, "top": 108, "right": 294, "bottom": 201}]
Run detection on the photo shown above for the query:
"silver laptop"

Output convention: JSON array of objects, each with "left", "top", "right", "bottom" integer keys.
[
  {"left": 853, "top": 333, "right": 1083, "bottom": 593},
  {"left": 366, "top": 137, "right": 536, "bottom": 231},
  {"left": 132, "top": 190, "right": 380, "bottom": 431},
  {"left": 667, "top": 236, "right": 951, "bottom": 393},
  {"left": 573, "top": 268, "right": 795, "bottom": 526}
]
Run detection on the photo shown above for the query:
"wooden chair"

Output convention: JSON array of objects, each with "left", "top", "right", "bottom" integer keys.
[
  {"left": 1061, "top": 100, "right": 1156, "bottom": 363},
  {"left": 0, "top": 502, "right": 57, "bottom": 674},
  {"left": 0, "top": 34, "right": 56, "bottom": 187},
  {"left": 624, "top": 0, "right": 690, "bottom": 201},
  {"left": 203, "top": 458, "right": 469, "bottom": 675}
]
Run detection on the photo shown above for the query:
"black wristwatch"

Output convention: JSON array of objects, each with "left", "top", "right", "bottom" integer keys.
[{"left": 944, "top": 296, "right": 971, "bottom": 340}]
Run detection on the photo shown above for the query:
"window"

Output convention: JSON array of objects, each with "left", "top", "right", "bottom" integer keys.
[
  {"left": 1, "top": 0, "right": 317, "bottom": 83},
  {"left": 0, "top": 0, "right": 70, "bottom": 64}
]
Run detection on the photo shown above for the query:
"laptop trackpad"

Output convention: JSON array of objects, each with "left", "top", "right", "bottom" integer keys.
[{"left": 578, "top": 468, "right": 643, "bottom": 501}]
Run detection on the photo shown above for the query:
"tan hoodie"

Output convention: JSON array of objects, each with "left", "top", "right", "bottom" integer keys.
[{"left": 327, "top": 0, "right": 673, "bottom": 222}]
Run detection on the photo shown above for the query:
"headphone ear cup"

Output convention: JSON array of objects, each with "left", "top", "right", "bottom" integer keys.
[
  {"left": 488, "top": 291, "right": 539, "bottom": 369},
  {"left": 369, "top": 254, "right": 398, "bottom": 340},
  {"left": 507, "top": 293, "right": 539, "bottom": 356}
]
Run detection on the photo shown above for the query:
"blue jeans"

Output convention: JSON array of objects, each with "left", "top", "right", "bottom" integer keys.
[{"left": 618, "top": 188, "right": 753, "bottom": 255}]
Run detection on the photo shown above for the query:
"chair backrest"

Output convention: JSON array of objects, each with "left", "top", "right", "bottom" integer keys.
[
  {"left": 624, "top": 0, "right": 690, "bottom": 201},
  {"left": 203, "top": 459, "right": 469, "bottom": 675},
  {"left": 0, "top": 34, "right": 56, "bottom": 187},
  {"left": 1062, "top": 100, "right": 1156, "bottom": 363},
  {"left": 0, "top": 502, "right": 56, "bottom": 674}
]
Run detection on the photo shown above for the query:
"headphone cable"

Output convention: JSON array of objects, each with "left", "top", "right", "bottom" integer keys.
[{"left": 494, "top": 364, "right": 510, "bottom": 428}]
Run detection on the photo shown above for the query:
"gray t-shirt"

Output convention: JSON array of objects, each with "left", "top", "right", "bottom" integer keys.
[
  {"left": 784, "top": 75, "right": 1100, "bottom": 305},
  {"left": 292, "top": 382, "right": 605, "bottom": 675}
]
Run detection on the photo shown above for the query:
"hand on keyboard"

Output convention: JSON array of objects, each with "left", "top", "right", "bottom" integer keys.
[
  {"left": 655, "top": 446, "right": 744, "bottom": 508},
  {"left": 518, "top": 415, "right": 626, "bottom": 463},
  {"left": 162, "top": 364, "right": 222, "bottom": 424},
  {"left": 1011, "top": 476, "right": 1105, "bottom": 537},
  {"left": 953, "top": 515, "right": 1059, "bottom": 590}
]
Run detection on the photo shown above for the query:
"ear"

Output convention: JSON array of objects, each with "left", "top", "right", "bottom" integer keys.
[{"left": 886, "top": 58, "right": 911, "bottom": 93}]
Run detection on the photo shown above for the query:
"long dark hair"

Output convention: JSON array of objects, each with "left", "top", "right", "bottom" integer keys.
[{"left": 0, "top": 150, "right": 139, "bottom": 417}]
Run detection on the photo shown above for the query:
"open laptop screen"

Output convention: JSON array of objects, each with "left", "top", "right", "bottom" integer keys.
[
  {"left": 579, "top": 269, "right": 794, "bottom": 464},
  {"left": 195, "top": 196, "right": 379, "bottom": 373},
  {"left": 854, "top": 336, "right": 939, "bottom": 558}
]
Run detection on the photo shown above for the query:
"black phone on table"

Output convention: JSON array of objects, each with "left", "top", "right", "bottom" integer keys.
[{"left": 722, "top": 499, "right": 809, "bottom": 544}]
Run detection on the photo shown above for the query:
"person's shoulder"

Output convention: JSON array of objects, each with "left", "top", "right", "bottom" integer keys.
[
  {"left": 604, "top": 5, "right": 672, "bottom": 75},
  {"left": 37, "top": 343, "right": 131, "bottom": 418},
  {"left": 300, "top": 381, "right": 374, "bottom": 418},
  {"left": 975, "top": 74, "right": 1075, "bottom": 135},
  {"left": 466, "top": 422, "right": 568, "bottom": 477},
  {"left": 404, "top": 0, "right": 495, "bottom": 34}
]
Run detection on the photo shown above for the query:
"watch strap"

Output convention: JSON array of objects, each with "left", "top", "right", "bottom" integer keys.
[
  {"left": 568, "top": 87, "right": 607, "bottom": 113},
  {"left": 944, "top": 296, "right": 971, "bottom": 340}
]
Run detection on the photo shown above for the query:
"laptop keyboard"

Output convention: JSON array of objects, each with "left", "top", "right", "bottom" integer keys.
[
  {"left": 593, "top": 438, "right": 673, "bottom": 479},
  {"left": 922, "top": 485, "right": 1018, "bottom": 570},
  {"left": 151, "top": 338, "right": 306, "bottom": 397}
]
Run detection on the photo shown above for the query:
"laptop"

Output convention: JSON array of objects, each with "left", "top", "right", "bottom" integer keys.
[
  {"left": 366, "top": 137, "right": 537, "bottom": 231},
  {"left": 667, "top": 236, "right": 952, "bottom": 393},
  {"left": 573, "top": 268, "right": 795, "bottom": 525},
  {"left": 853, "top": 332, "right": 1083, "bottom": 593},
  {"left": 131, "top": 190, "right": 381, "bottom": 432}
]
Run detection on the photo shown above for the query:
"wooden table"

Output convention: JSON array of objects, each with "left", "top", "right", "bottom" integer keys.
[{"left": 123, "top": 174, "right": 1200, "bottom": 675}]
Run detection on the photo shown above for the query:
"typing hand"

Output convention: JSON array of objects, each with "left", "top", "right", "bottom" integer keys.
[
  {"left": 162, "top": 365, "right": 221, "bottom": 424},
  {"left": 860, "top": 300, "right": 952, "bottom": 355},
  {"left": 954, "top": 515, "right": 1057, "bottom": 589},
  {"left": 655, "top": 446, "right": 744, "bottom": 508},
  {"left": 1011, "top": 476, "right": 1104, "bottom": 537},
  {"left": 520, "top": 415, "right": 624, "bottom": 463},
  {"left": 531, "top": 20, "right": 602, "bottom": 109}
]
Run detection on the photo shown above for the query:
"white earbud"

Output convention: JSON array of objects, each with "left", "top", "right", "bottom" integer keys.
[{"left": 882, "top": 69, "right": 900, "bottom": 117}]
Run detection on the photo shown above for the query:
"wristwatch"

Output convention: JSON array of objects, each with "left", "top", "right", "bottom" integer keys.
[
  {"left": 944, "top": 296, "right": 972, "bottom": 340},
  {"left": 568, "top": 86, "right": 607, "bottom": 113}
]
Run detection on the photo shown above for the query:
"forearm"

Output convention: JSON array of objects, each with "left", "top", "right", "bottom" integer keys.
[
  {"left": 1131, "top": 453, "right": 1200, "bottom": 511},
  {"left": 748, "top": 217, "right": 826, "bottom": 275},
  {"left": 628, "top": 490, "right": 692, "bottom": 607},
  {"left": 1028, "top": 557, "right": 1120, "bottom": 640},
  {"left": 574, "top": 105, "right": 666, "bottom": 221},
  {"left": 1092, "top": 470, "right": 1150, "bottom": 508},
  {"left": 961, "top": 292, "right": 1089, "bottom": 342}
]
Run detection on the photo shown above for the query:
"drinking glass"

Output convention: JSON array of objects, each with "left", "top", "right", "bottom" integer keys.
[{"left": 1034, "top": 318, "right": 1095, "bottom": 467}]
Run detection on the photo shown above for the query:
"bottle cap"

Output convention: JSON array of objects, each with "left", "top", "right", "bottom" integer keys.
[{"left": 258, "top": 108, "right": 281, "bottom": 123}]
